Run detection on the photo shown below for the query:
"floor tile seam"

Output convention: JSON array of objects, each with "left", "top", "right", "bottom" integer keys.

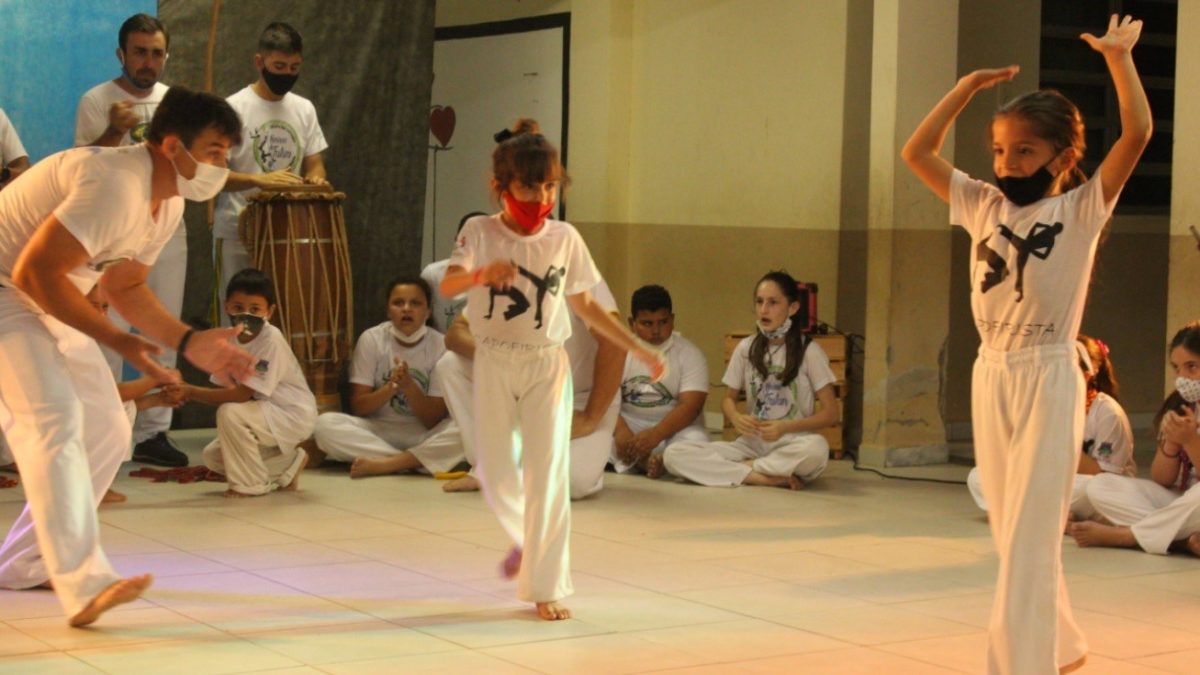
[
  {"left": 757, "top": 609, "right": 986, "bottom": 644},
  {"left": 406, "top": 623, "right": 620, "bottom": 651},
  {"left": 238, "top": 621, "right": 465, "bottom": 667},
  {"left": 477, "top": 630, "right": 705, "bottom": 672},
  {"left": 4, "top": 604, "right": 214, "bottom": 654},
  {"left": 864, "top": 643, "right": 975, "bottom": 674}
]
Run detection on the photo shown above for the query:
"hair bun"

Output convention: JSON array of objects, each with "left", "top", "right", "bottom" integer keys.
[{"left": 512, "top": 118, "right": 540, "bottom": 136}]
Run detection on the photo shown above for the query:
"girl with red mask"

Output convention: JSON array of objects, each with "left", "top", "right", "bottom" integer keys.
[
  {"left": 440, "top": 118, "right": 664, "bottom": 621},
  {"left": 902, "top": 14, "right": 1151, "bottom": 675}
]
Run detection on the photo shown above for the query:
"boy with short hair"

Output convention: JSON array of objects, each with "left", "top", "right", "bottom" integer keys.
[
  {"left": 182, "top": 268, "right": 317, "bottom": 497},
  {"left": 612, "top": 285, "right": 710, "bottom": 477}
]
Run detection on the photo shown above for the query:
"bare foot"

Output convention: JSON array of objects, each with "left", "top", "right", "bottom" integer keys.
[
  {"left": 67, "top": 574, "right": 153, "bottom": 627},
  {"left": 645, "top": 453, "right": 666, "bottom": 479},
  {"left": 1186, "top": 533, "right": 1200, "bottom": 558},
  {"left": 298, "top": 439, "right": 325, "bottom": 469},
  {"left": 743, "top": 471, "right": 792, "bottom": 489},
  {"left": 788, "top": 475, "right": 805, "bottom": 491},
  {"left": 536, "top": 600, "right": 571, "bottom": 621},
  {"left": 501, "top": 546, "right": 521, "bottom": 579},
  {"left": 442, "top": 475, "right": 480, "bottom": 492},
  {"left": 101, "top": 489, "right": 127, "bottom": 504},
  {"left": 223, "top": 489, "right": 254, "bottom": 498},
  {"left": 1067, "top": 521, "right": 1137, "bottom": 549},
  {"left": 282, "top": 452, "right": 309, "bottom": 492},
  {"left": 349, "top": 457, "right": 394, "bottom": 479}
]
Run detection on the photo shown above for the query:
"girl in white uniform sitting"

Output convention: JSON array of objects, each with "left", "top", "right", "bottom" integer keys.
[
  {"left": 311, "top": 276, "right": 462, "bottom": 478},
  {"left": 967, "top": 334, "right": 1135, "bottom": 518},
  {"left": 1069, "top": 321, "right": 1200, "bottom": 557},
  {"left": 664, "top": 270, "right": 838, "bottom": 490}
]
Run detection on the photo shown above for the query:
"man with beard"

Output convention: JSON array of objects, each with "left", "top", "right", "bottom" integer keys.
[{"left": 73, "top": 13, "right": 190, "bottom": 468}]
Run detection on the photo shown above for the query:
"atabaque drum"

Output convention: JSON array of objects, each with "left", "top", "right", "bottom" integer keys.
[{"left": 240, "top": 185, "right": 353, "bottom": 412}]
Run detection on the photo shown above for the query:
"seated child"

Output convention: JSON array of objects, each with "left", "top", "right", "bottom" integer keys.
[
  {"left": 664, "top": 271, "right": 837, "bottom": 489},
  {"left": 967, "top": 334, "right": 1134, "bottom": 519},
  {"left": 181, "top": 269, "right": 316, "bottom": 497},
  {"left": 310, "top": 276, "right": 462, "bottom": 478},
  {"left": 612, "top": 284, "right": 709, "bottom": 478}
]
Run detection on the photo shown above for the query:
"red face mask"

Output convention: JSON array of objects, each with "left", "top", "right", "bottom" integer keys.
[{"left": 503, "top": 192, "right": 555, "bottom": 233}]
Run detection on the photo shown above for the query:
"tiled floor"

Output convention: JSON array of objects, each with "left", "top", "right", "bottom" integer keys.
[{"left": 0, "top": 432, "right": 1196, "bottom": 674}]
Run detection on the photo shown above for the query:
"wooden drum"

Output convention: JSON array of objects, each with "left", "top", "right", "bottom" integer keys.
[{"left": 240, "top": 186, "right": 353, "bottom": 412}]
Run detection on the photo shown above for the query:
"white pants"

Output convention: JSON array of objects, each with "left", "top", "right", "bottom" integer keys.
[
  {"left": 201, "top": 401, "right": 306, "bottom": 496},
  {"left": 313, "top": 412, "right": 464, "bottom": 474},
  {"left": 967, "top": 467, "right": 1097, "bottom": 519},
  {"left": 217, "top": 237, "right": 252, "bottom": 327},
  {"left": 473, "top": 345, "right": 573, "bottom": 603},
  {"left": 0, "top": 290, "right": 127, "bottom": 617},
  {"left": 663, "top": 432, "right": 828, "bottom": 487},
  {"left": 438, "top": 350, "right": 619, "bottom": 499},
  {"left": 111, "top": 233, "right": 187, "bottom": 443},
  {"left": 1086, "top": 473, "right": 1200, "bottom": 554},
  {"left": 972, "top": 344, "right": 1086, "bottom": 675},
  {"left": 610, "top": 416, "right": 710, "bottom": 474}
]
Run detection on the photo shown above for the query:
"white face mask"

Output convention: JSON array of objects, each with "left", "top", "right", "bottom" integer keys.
[
  {"left": 171, "top": 145, "right": 229, "bottom": 202},
  {"left": 1176, "top": 376, "right": 1200, "bottom": 404},
  {"left": 392, "top": 322, "right": 427, "bottom": 344},
  {"left": 759, "top": 317, "right": 792, "bottom": 340}
]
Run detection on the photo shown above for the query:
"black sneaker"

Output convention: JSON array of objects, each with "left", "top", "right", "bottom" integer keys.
[{"left": 132, "top": 432, "right": 189, "bottom": 467}]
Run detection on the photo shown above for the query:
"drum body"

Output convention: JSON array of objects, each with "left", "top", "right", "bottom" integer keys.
[{"left": 241, "top": 189, "right": 353, "bottom": 411}]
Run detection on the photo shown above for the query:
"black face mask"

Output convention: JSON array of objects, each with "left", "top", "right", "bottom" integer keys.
[
  {"left": 994, "top": 165, "right": 1055, "bottom": 206},
  {"left": 261, "top": 68, "right": 299, "bottom": 96},
  {"left": 229, "top": 313, "right": 267, "bottom": 337}
]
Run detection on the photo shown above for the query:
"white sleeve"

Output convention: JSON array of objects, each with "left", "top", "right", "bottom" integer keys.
[
  {"left": 348, "top": 330, "right": 380, "bottom": 387},
  {"left": 447, "top": 218, "right": 480, "bottom": 271},
  {"left": 948, "top": 169, "right": 997, "bottom": 240},
  {"left": 53, "top": 159, "right": 139, "bottom": 258},
  {"left": 563, "top": 226, "right": 602, "bottom": 296},
  {"left": 678, "top": 340, "right": 710, "bottom": 394},
  {"left": 1088, "top": 398, "right": 1134, "bottom": 474},
  {"left": 1069, "top": 170, "right": 1118, "bottom": 238},
  {"left": 721, "top": 338, "right": 750, "bottom": 391},
  {"left": 74, "top": 93, "right": 109, "bottom": 147},
  {"left": 801, "top": 341, "right": 837, "bottom": 394},
  {"left": 239, "top": 332, "right": 288, "bottom": 398},
  {"left": 302, "top": 101, "right": 329, "bottom": 157},
  {"left": 0, "top": 110, "right": 28, "bottom": 163}
]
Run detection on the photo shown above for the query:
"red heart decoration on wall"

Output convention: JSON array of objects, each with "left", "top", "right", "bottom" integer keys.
[{"left": 430, "top": 105, "right": 456, "bottom": 148}]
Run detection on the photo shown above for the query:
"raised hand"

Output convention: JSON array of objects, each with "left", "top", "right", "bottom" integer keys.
[
  {"left": 963, "top": 66, "right": 1020, "bottom": 92},
  {"left": 113, "top": 333, "right": 176, "bottom": 383},
  {"left": 1162, "top": 408, "right": 1198, "bottom": 447},
  {"left": 1081, "top": 14, "right": 1142, "bottom": 56},
  {"left": 183, "top": 326, "right": 258, "bottom": 385}
]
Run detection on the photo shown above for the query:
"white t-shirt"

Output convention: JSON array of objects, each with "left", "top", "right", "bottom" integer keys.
[
  {"left": 723, "top": 336, "right": 836, "bottom": 422},
  {"left": 1085, "top": 392, "right": 1135, "bottom": 476},
  {"left": 0, "top": 145, "right": 183, "bottom": 296},
  {"left": 213, "top": 86, "right": 329, "bottom": 240},
  {"left": 621, "top": 332, "right": 708, "bottom": 425},
  {"left": 74, "top": 81, "right": 169, "bottom": 147},
  {"left": 450, "top": 215, "right": 601, "bottom": 348},
  {"left": 349, "top": 321, "right": 447, "bottom": 425},
  {"left": 950, "top": 169, "right": 1117, "bottom": 351},
  {"left": 0, "top": 109, "right": 27, "bottom": 166},
  {"left": 564, "top": 279, "right": 617, "bottom": 397},
  {"left": 214, "top": 323, "right": 317, "bottom": 453},
  {"left": 421, "top": 258, "right": 466, "bottom": 333}
]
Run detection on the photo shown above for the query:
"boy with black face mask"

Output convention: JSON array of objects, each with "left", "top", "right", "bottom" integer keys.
[
  {"left": 178, "top": 268, "right": 317, "bottom": 497},
  {"left": 213, "top": 21, "right": 329, "bottom": 321}
]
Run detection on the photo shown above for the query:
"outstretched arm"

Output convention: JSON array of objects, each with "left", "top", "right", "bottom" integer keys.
[
  {"left": 901, "top": 66, "right": 1020, "bottom": 203},
  {"left": 1082, "top": 14, "right": 1153, "bottom": 203},
  {"left": 567, "top": 290, "right": 665, "bottom": 381}
]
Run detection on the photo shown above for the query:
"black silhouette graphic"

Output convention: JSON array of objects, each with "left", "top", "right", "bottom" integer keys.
[
  {"left": 484, "top": 264, "right": 566, "bottom": 330},
  {"left": 997, "top": 222, "right": 1063, "bottom": 302},
  {"left": 976, "top": 235, "right": 1009, "bottom": 294}
]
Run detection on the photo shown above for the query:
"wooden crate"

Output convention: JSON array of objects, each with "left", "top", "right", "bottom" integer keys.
[{"left": 722, "top": 332, "right": 848, "bottom": 458}]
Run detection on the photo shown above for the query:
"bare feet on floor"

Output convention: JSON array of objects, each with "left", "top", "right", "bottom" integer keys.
[
  {"left": 501, "top": 546, "right": 522, "bottom": 579},
  {"left": 1187, "top": 533, "right": 1200, "bottom": 558},
  {"left": 645, "top": 453, "right": 666, "bottom": 479},
  {"left": 536, "top": 600, "right": 571, "bottom": 621},
  {"left": 68, "top": 574, "right": 153, "bottom": 627},
  {"left": 743, "top": 471, "right": 804, "bottom": 490},
  {"left": 282, "top": 452, "right": 309, "bottom": 492},
  {"left": 1067, "top": 521, "right": 1137, "bottom": 548},
  {"left": 101, "top": 489, "right": 127, "bottom": 504},
  {"left": 443, "top": 475, "right": 480, "bottom": 492},
  {"left": 349, "top": 457, "right": 394, "bottom": 479}
]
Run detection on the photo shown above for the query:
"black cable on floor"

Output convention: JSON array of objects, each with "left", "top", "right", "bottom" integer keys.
[{"left": 843, "top": 448, "right": 970, "bottom": 485}]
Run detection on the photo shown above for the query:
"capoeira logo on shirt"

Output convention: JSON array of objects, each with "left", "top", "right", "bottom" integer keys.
[
  {"left": 975, "top": 221, "right": 1065, "bottom": 302},
  {"left": 389, "top": 368, "right": 430, "bottom": 415},
  {"left": 251, "top": 120, "right": 302, "bottom": 173},
  {"left": 750, "top": 369, "right": 798, "bottom": 421},
  {"left": 622, "top": 376, "right": 675, "bottom": 408},
  {"left": 484, "top": 264, "right": 565, "bottom": 330}
]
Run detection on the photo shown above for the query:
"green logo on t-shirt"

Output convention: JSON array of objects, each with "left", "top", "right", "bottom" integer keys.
[
  {"left": 622, "top": 376, "right": 675, "bottom": 409},
  {"left": 251, "top": 120, "right": 302, "bottom": 173}
]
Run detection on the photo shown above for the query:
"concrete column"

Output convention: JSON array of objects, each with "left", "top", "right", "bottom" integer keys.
[{"left": 858, "top": 0, "right": 957, "bottom": 467}]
